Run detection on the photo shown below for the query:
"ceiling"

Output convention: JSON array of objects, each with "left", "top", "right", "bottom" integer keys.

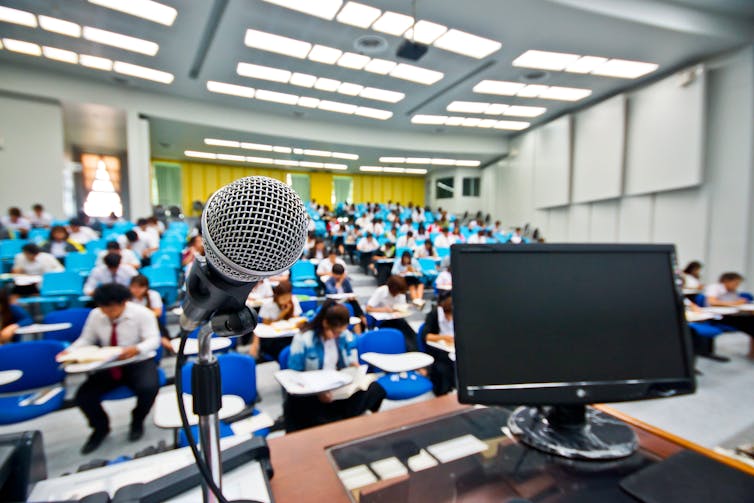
[{"left": 1, "top": 0, "right": 753, "bottom": 171}]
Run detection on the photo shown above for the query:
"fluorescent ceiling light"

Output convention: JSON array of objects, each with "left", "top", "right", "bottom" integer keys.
[
  {"left": 565, "top": 55, "right": 608, "bottom": 74},
  {"left": 237, "top": 62, "right": 291, "bottom": 83},
  {"left": 332, "top": 152, "right": 358, "bottom": 160},
  {"left": 79, "top": 54, "right": 113, "bottom": 70},
  {"left": 242, "top": 142, "right": 273, "bottom": 151},
  {"left": 538, "top": 86, "right": 591, "bottom": 101},
  {"left": 38, "top": 16, "right": 81, "bottom": 37},
  {"left": 364, "top": 58, "right": 396, "bottom": 75},
  {"left": 355, "top": 107, "right": 392, "bottom": 120},
  {"left": 314, "top": 77, "right": 341, "bottom": 91},
  {"left": 185, "top": 150, "right": 217, "bottom": 159},
  {"left": 245, "top": 29, "right": 311, "bottom": 59},
  {"left": 337, "top": 82, "right": 363, "bottom": 95},
  {"left": 591, "top": 58, "right": 658, "bottom": 79},
  {"left": 261, "top": 0, "right": 343, "bottom": 20},
  {"left": 113, "top": 61, "right": 173, "bottom": 83},
  {"left": 318, "top": 100, "right": 357, "bottom": 114},
  {"left": 2, "top": 39, "right": 41, "bottom": 56},
  {"left": 447, "top": 101, "right": 488, "bottom": 114},
  {"left": 380, "top": 157, "right": 404, "bottom": 163},
  {"left": 445, "top": 117, "right": 464, "bottom": 126},
  {"left": 207, "top": 80, "right": 255, "bottom": 98},
  {"left": 485, "top": 103, "right": 509, "bottom": 115},
  {"left": 517, "top": 84, "right": 548, "bottom": 98},
  {"left": 293, "top": 149, "right": 304, "bottom": 155},
  {"left": 505, "top": 105, "right": 546, "bottom": 117},
  {"left": 372, "top": 11, "right": 414, "bottom": 36},
  {"left": 336, "top": 1, "right": 381, "bottom": 28},
  {"left": 217, "top": 154, "right": 245, "bottom": 162},
  {"left": 290, "top": 72, "right": 317, "bottom": 87},
  {"left": 359, "top": 87, "right": 403, "bottom": 103},
  {"left": 473, "top": 80, "right": 525, "bottom": 96},
  {"left": 0, "top": 6, "right": 37, "bottom": 27},
  {"left": 405, "top": 168, "right": 427, "bottom": 174},
  {"left": 461, "top": 117, "right": 482, "bottom": 127},
  {"left": 337, "top": 52, "right": 370, "bottom": 70},
  {"left": 360, "top": 166, "right": 383, "bottom": 172},
  {"left": 406, "top": 158, "right": 430, "bottom": 164},
  {"left": 383, "top": 167, "right": 406, "bottom": 173},
  {"left": 308, "top": 44, "right": 342, "bottom": 64},
  {"left": 323, "top": 163, "right": 348, "bottom": 170},
  {"left": 255, "top": 89, "right": 299, "bottom": 104},
  {"left": 513, "top": 49, "right": 580, "bottom": 71},
  {"left": 478, "top": 118, "right": 497, "bottom": 128},
  {"left": 275, "top": 159, "right": 300, "bottom": 166},
  {"left": 246, "top": 156, "right": 274, "bottom": 164},
  {"left": 300, "top": 161, "right": 324, "bottom": 168},
  {"left": 205, "top": 138, "right": 240, "bottom": 148},
  {"left": 297, "top": 96, "right": 320, "bottom": 108},
  {"left": 390, "top": 63, "right": 443, "bottom": 85},
  {"left": 42, "top": 46, "right": 78, "bottom": 64},
  {"left": 456, "top": 160, "right": 480, "bottom": 167},
  {"left": 431, "top": 159, "right": 455, "bottom": 165},
  {"left": 303, "top": 149, "right": 330, "bottom": 157},
  {"left": 411, "top": 115, "right": 447, "bottom": 125},
  {"left": 494, "top": 120, "right": 530, "bottom": 130},
  {"left": 88, "top": 0, "right": 177, "bottom": 26},
  {"left": 83, "top": 27, "right": 159, "bottom": 56},
  {"left": 273, "top": 146, "right": 292, "bottom": 153},
  {"left": 433, "top": 29, "right": 500, "bottom": 59},
  {"left": 405, "top": 20, "right": 447, "bottom": 45}
]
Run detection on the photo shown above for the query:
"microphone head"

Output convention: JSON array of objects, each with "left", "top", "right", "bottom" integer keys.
[{"left": 201, "top": 176, "right": 309, "bottom": 282}]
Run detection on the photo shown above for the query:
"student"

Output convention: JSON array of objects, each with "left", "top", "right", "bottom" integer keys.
[
  {"left": 284, "top": 301, "right": 386, "bottom": 432},
  {"left": 436, "top": 258, "right": 453, "bottom": 291},
  {"left": 683, "top": 261, "right": 704, "bottom": 290},
  {"left": 0, "top": 290, "right": 32, "bottom": 344},
  {"left": 356, "top": 232, "right": 380, "bottom": 274},
  {"left": 129, "top": 275, "right": 172, "bottom": 355},
  {"left": 415, "top": 223, "right": 429, "bottom": 242},
  {"left": 396, "top": 230, "right": 417, "bottom": 250},
  {"left": 433, "top": 228, "right": 451, "bottom": 249},
  {"left": 96, "top": 241, "right": 141, "bottom": 269},
  {"left": 1, "top": 207, "right": 31, "bottom": 238},
  {"left": 308, "top": 239, "right": 327, "bottom": 261},
  {"left": 421, "top": 291, "right": 456, "bottom": 396},
  {"left": 84, "top": 253, "right": 138, "bottom": 296},
  {"left": 366, "top": 275, "right": 418, "bottom": 351},
  {"left": 467, "top": 229, "right": 487, "bottom": 244},
  {"left": 28, "top": 204, "right": 53, "bottom": 229},
  {"left": 705, "top": 272, "right": 754, "bottom": 358},
  {"left": 249, "top": 280, "right": 304, "bottom": 360},
  {"left": 134, "top": 218, "right": 159, "bottom": 263},
  {"left": 325, "top": 264, "right": 366, "bottom": 332},
  {"left": 68, "top": 218, "right": 99, "bottom": 245},
  {"left": 12, "top": 243, "right": 64, "bottom": 296},
  {"left": 41, "top": 225, "right": 85, "bottom": 263},
  {"left": 182, "top": 235, "right": 204, "bottom": 268},
  {"left": 391, "top": 251, "right": 425, "bottom": 306},
  {"left": 59, "top": 284, "right": 160, "bottom": 453},
  {"left": 509, "top": 227, "right": 523, "bottom": 244},
  {"left": 414, "top": 240, "right": 437, "bottom": 259},
  {"left": 316, "top": 250, "right": 347, "bottom": 278}
]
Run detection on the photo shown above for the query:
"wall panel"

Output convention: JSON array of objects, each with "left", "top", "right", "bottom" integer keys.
[
  {"left": 533, "top": 116, "right": 571, "bottom": 208},
  {"left": 589, "top": 200, "right": 620, "bottom": 242}
]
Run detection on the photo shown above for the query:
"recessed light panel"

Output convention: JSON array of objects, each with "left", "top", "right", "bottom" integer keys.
[
  {"left": 336, "top": 1, "right": 381, "bottom": 28},
  {"left": 0, "top": 6, "right": 37, "bottom": 27},
  {"left": 42, "top": 46, "right": 78, "bottom": 64},
  {"left": 405, "top": 20, "right": 447, "bottom": 45},
  {"left": 308, "top": 44, "right": 342, "bottom": 64},
  {"left": 79, "top": 54, "right": 113, "bottom": 71},
  {"left": 411, "top": 114, "right": 530, "bottom": 131},
  {"left": 185, "top": 150, "right": 217, "bottom": 159},
  {"left": 337, "top": 51, "right": 370, "bottom": 70},
  {"left": 390, "top": 63, "right": 443, "bottom": 85},
  {"left": 474, "top": 80, "right": 591, "bottom": 101},
  {"left": 372, "top": 11, "right": 414, "bottom": 36},
  {"left": 513, "top": 50, "right": 580, "bottom": 71},
  {"left": 591, "top": 59, "right": 659, "bottom": 79},
  {"left": 433, "top": 29, "right": 501, "bottom": 59},
  {"left": 113, "top": 61, "right": 173, "bottom": 83},
  {"left": 245, "top": 29, "right": 312, "bottom": 59},
  {"left": 83, "top": 27, "right": 159, "bottom": 56},
  {"left": 207, "top": 80, "right": 256, "bottom": 98},
  {"left": 261, "top": 0, "right": 343, "bottom": 20},
  {"left": 88, "top": 0, "right": 177, "bottom": 26},
  {"left": 364, "top": 58, "right": 396, "bottom": 75},
  {"left": 2, "top": 39, "right": 41, "bottom": 56},
  {"left": 513, "top": 49, "right": 658, "bottom": 79},
  {"left": 39, "top": 15, "right": 82, "bottom": 37}
]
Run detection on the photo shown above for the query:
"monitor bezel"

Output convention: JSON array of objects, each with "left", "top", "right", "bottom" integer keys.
[{"left": 451, "top": 243, "right": 696, "bottom": 407}]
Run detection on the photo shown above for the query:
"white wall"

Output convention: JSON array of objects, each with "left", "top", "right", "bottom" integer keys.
[
  {"left": 0, "top": 94, "right": 65, "bottom": 216},
  {"left": 427, "top": 165, "right": 500, "bottom": 217},
  {"left": 479, "top": 45, "right": 754, "bottom": 284}
]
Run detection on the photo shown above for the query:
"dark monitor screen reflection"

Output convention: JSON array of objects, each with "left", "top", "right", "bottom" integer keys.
[{"left": 451, "top": 244, "right": 695, "bottom": 460}]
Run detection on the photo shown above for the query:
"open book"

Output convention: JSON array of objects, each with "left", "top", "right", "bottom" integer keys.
[
  {"left": 56, "top": 345, "right": 123, "bottom": 364},
  {"left": 275, "top": 365, "right": 377, "bottom": 400}
]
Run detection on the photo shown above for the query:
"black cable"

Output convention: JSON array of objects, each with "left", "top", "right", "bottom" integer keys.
[{"left": 175, "top": 328, "right": 264, "bottom": 503}]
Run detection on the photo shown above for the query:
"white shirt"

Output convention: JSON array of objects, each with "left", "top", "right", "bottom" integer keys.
[
  {"left": 84, "top": 265, "right": 138, "bottom": 295},
  {"left": 247, "top": 279, "right": 274, "bottom": 304},
  {"left": 395, "top": 236, "right": 416, "bottom": 249},
  {"left": 96, "top": 249, "right": 141, "bottom": 268},
  {"left": 510, "top": 234, "right": 523, "bottom": 244},
  {"left": 433, "top": 234, "right": 451, "bottom": 249},
  {"left": 373, "top": 222, "right": 385, "bottom": 236},
  {"left": 317, "top": 257, "right": 347, "bottom": 276},
  {"left": 467, "top": 234, "right": 486, "bottom": 244},
  {"left": 367, "top": 285, "right": 407, "bottom": 309},
  {"left": 322, "top": 338, "right": 338, "bottom": 370},
  {"left": 392, "top": 259, "right": 421, "bottom": 276},
  {"left": 436, "top": 271, "right": 452, "bottom": 290},
  {"left": 50, "top": 242, "right": 68, "bottom": 258},
  {"left": 413, "top": 246, "right": 436, "bottom": 259},
  {"left": 259, "top": 297, "right": 302, "bottom": 321},
  {"left": 69, "top": 226, "right": 99, "bottom": 244},
  {"left": 437, "top": 306, "right": 454, "bottom": 336},
  {"left": 29, "top": 211, "right": 53, "bottom": 228},
  {"left": 2, "top": 216, "right": 31, "bottom": 233},
  {"left": 683, "top": 274, "right": 701, "bottom": 289},
  {"left": 71, "top": 301, "right": 160, "bottom": 355},
  {"left": 13, "top": 252, "right": 64, "bottom": 275},
  {"left": 357, "top": 237, "right": 380, "bottom": 253},
  {"left": 131, "top": 289, "right": 163, "bottom": 314},
  {"left": 135, "top": 228, "right": 159, "bottom": 251},
  {"left": 705, "top": 283, "right": 741, "bottom": 303}
]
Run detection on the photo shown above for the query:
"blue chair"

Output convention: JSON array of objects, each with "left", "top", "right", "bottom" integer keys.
[
  {"left": 141, "top": 265, "right": 179, "bottom": 305},
  {"left": 395, "top": 247, "right": 412, "bottom": 258},
  {"left": 356, "top": 329, "right": 433, "bottom": 400},
  {"left": 27, "top": 228, "right": 48, "bottom": 245},
  {"left": 65, "top": 252, "right": 97, "bottom": 276},
  {"left": 42, "top": 307, "right": 92, "bottom": 343},
  {"left": 0, "top": 340, "right": 67, "bottom": 424},
  {"left": 290, "top": 260, "right": 317, "bottom": 283},
  {"left": 299, "top": 299, "right": 318, "bottom": 318},
  {"left": 0, "top": 239, "right": 27, "bottom": 272},
  {"left": 418, "top": 258, "right": 438, "bottom": 284},
  {"left": 278, "top": 345, "right": 291, "bottom": 370},
  {"left": 85, "top": 239, "right": 107, "bottom": 254},
  {"left": 17, "top": 271, "right": 85, "bottom": 310},
  {"left": 178, "top": 422, "right": 235, "bottom": 448},
  {"left": 152, "top": 250, "right": 181, "bottom": 270},
  {"left": 436, "top": 247, "right": 450, "bottom": 259}
]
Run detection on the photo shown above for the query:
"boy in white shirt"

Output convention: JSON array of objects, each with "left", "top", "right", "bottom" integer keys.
[
  {"left": 704, "top": 272, "right": 754, "bottom": 358},
  {"left": 28, "top": 204, "right": 53, "bottom": 228},
  {"left": 366, "top": 275, "right": 417, "bottom": 351}
]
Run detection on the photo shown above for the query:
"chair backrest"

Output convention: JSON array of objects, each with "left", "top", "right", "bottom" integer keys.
[
  {"left": 28, "top": 228, "right": 49, "bottom": 245},
  {"left": 0, "top": 340, "right": 66, "bottom": 392},
  {"left": 278, "top": 345, "right": 291, "bottom": 370},
  {"left": 694, "top": 294, "right": 708, "bottom": 307},
  {"left": 290, "top": 260, "right": 316, "bottom": 281},
  {"left": 395, "top": 247, "right": 412, "bottom": 258},
  {"left": 741, "top": 292, "right": 753, "bottom": 302},
  {"left": 40, "top": 271, "right": 84, "bottom": 296},
  {"left": 299, "top": 299, "right": 318, "bottom": 314},
  {"left": 356, "top": 328, "right": 406, "bottom": 364},
  {"left": 65, "top": 252, "right": 97, "bottom": 274},
  {"left": 141, "top": 265, "right": 178, "bottom": 287},
  {"left": 181, "top": 353, "right": 258, "bottom": 405},
  {"left": 436, "top": 247, "right": 450, "bottom": 258},
  {"left": 0, "top": 239, "right": 28, "bottom": 259},
  {"left": 418, "top": 258, "right": 438, "bottom": 272},
  {"left": 42, "top": 307, "right": 92, "bottom": 342},
  {"left": 416, "top": 322, "right": 426, "bottom": 352},
  {"left": 151, "top": 251, "right": 180, "bottom": 269},
  {"left": 85, "top": 239, "right": 106, "bottom": 254}
]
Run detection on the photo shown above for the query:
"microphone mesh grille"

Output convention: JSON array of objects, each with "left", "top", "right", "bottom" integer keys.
[{"left": 202, "top": 176, "right": 309, "bottom": 282}]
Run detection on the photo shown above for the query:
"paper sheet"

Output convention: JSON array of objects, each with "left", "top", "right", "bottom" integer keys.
[{"left": 274, "top": 369, "right": 354, "bottom": 395}]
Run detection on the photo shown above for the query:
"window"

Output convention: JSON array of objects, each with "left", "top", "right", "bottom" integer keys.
[
  {"left": 286, "top": 173, "right": 311, "bottom": 202},
  {"left": 332, "top": 176, "right": 353, "bottom": 205},
  {"left": 436, "top": 177, "right": 454, "bottom": 199},
  {"left": 81, "top": 154, "right": 123, "bottom": 218},
  {"left": 152, "top": 162, "right": 182, "bottom": 207},
  {"left": 463, "top": 177, "right": 480, "bottom": 197}
]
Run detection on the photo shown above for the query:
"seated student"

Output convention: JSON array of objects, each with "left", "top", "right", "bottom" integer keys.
[
  {"left": 2, "top": 207, "right": 31, "bottom": 238},
  {"left": 316, "top": 249, "right": 347, "bottom": 279},
  {"left": 467, "top": 229, "right": 487, "bottom": 244},
  {"left": 41, "top": 225, "right": 85, "bottom": 264},
  {"left": 284, "top": 301, "right": 386, "bottom": 432},
  {"left": 436, "top": 258, "right": 453, "bottom": 291},
  {"left": 682, "top": 261, "right": 704, "bottom": 290},
  {"left": 366, "top": 275, "right": 418, "bottom": 351},
  {"left": 395, "top": 231, "right": 417, "bottom": 250},
  {"left": 58, "top": 283, "right": 160, "bottom": 453},
  {"left": 129, "top": 275, "right": 172, "bottom": 355},
  {"left": 84, "top": 253, "right": 138, "bottom": 296},
  {"left": 308, "top": 239, "right": 327, "bottom": 262},
  {"left": 325, "top": 264, "right": 366, "bottom": 332},
  {"left": 68, "top": 218, "right": 99, "bottom": 245},
  {"left": 356, "top": 232, "right": 381, "bottom": 274},
  {"left": 28, "top": 203, "right": 53, "bottom": 229},
  {"left": 509, "top": 227, "right": 524, "bottom": 244},
  {"left": 433, "top": 228, "right": 451, "bottom": 249},
  {"left": 705, "top": 272, "right": 754, "bottom": 358},
  {"left": 249, "top": 280, "right": 304, "bottom": 361},
  {"left": 414, "top": 240, "right": 438, "bottom": 259},
  {"left": 421, "top": 291, "right": 456, "bottom": 396},
  {"left": 96, "top": 241, "right": 141, "bottom": 269},
  {"left": 391, "top": 251, "right": 425, "bottom": 306},
  {"left": 182, "top": 235, "right": 205, "bottom": 268},
  {"left": 414, "top": 223, "right": 429, "bottom": 242},
  {"left": 11, "top": 243, "right": 64, "bottom": 296},
  {"left": 0, "top": 289, "right": 32, "bottom": 344}
]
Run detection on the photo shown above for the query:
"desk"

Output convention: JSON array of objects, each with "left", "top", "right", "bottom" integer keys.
[
  {"left": 267, "top": 395, "right": 754, "bottom": 502},
  {"left": 15, "top": 322, "right": 72, "bottom": 341},
  {"left": 171, "top": 337, "right": 231, "bottom": 355},
  {"left": 0, "top": 369, "right": 22, "bottom": 386},
  {"left": 153, "top": 390, "right": 246, "bottom": 429}
]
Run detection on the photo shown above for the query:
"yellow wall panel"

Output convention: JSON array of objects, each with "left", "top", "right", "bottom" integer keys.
[{"left": 310, "top": 172, "right": 333, "bottom": 206}]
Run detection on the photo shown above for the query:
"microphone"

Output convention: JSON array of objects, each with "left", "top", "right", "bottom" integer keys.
[{"left": 179, "top": 176, "right": 309, "bottom": 333}]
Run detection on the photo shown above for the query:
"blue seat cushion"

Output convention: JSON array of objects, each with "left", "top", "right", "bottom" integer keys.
[
  {"left": 689, "top": 323, "right": 724, "bottom": 338},
  {"left": 178, "top": 421, "right": 235, "bottom": 448},
  {"left": 0, "top": 387, "right": 65, "bottom": 425},
  {"left": 377, "top": 372, "right": 432, "bottom": 400},
  {"left": 102, "top": 368, "right": 167, "bottom": 401}
]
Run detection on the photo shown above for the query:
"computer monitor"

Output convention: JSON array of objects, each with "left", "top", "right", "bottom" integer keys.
[{"left": 452, "top": 244, "right": 695, "bottom": 460}]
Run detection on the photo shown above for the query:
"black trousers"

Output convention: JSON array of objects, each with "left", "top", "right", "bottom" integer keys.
[
  {"left": 425, "top": 345, "right": 456, "bottom": 396},
  {"left": 75, "top": 359, "right": 160, "bottom": 432},
  {"left": 379, "top": 319, "right": 418, "bottom": 352},
  {"left": 283, "top": 381, "right": 386, "bottom": 433},
  {"left": 719, "top": 315, "right": 754, "bottom": 337}
]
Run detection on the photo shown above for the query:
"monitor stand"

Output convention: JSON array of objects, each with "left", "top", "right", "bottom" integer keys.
[{"left": 507, "top": 405, "right": 638, "bottom": 460}]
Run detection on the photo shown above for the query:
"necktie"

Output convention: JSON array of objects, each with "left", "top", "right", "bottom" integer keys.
[
  {"left": 109, "top": 321, "right": 122, "bottom": 380},
  {"left": 111, "top": 271, "right": 117, "bottom": 284}
]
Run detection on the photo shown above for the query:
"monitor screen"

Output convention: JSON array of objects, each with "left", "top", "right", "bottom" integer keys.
[{"left": 452, "top": 244, "right": 695, "bottom": 406}]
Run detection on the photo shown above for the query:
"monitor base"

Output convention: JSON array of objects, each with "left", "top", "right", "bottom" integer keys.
[{"left": 508, "top": 405, "right": 638, "bottom": 460}]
